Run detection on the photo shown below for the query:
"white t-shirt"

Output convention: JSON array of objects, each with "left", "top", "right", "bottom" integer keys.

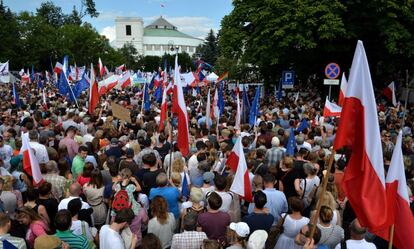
[
  {"left": 0, "top": 144, "right": 13, "bottom": 170},
  {"left": 58, "top": 196, "right": 91, "bottom": 210},
  {"left": 99, "top": 225, "right": 125, "bottom": 249},
  {"left": 335, "top": 239, "right": 377, "bottom": 249},
  {"left": 71, "top": 220, "right": 95, "bottom": 241},
  {"left": 188, "top": 154, "right": 198, "bottom": 171},
  {"left": 215, "top": 191, "right": 233, "bottom": 213},
  {"left": 29, "top": 142, "right": 49, "bottom": 164}
]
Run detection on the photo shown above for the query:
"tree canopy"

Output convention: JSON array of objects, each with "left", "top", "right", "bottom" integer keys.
[{"left": 218, "top": 0, "right": 414, "bottom": 87}]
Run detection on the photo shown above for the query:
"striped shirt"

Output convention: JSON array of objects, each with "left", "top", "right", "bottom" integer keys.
[
  {"left": 0, "top": 234, "right": 26, "bottom": 249},
  {"left": 55, "top": 230, "right": 92, "bottom": 249}
]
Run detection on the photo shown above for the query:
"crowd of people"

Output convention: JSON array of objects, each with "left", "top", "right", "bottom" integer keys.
[{"left": 0, "top": 82, "right": 412, "bottom": 249}]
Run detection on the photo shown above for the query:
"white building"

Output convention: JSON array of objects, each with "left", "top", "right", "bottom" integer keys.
[{"left": 114, "top": 16, "right": 204, "bottom": 57}]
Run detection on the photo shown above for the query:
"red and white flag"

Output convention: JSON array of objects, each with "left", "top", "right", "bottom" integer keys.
[
  {"left": 98, "top": 57, "right": 105, "bottom": 78},
  {"left": 323, "top": 98, "right": 342, "bottom": 117},
  {"left": 174, "top": 55, "right": 190, "bottom": 156},
  {"left": 211, "top": 88, "right": 219, "bottom": 121},
  {"left": 89, "top": 64, "right": 100, "bottom": 114},
  {"left": 98, "top": 75, "right": 118, "bottom": 95},
  {"left": 54, "top": 62, "right": 63, "bottom": 74},
  {"left": 118, "top": 71, "right": 132, "bottom": 89},
  {"left": 20, "top": 132, "right": 43, "bottom": 185},
  {"left": 375, "top": 131, "right": 414, "bottom": 248},
  {"left": 334, "top": 41, "right": 388, "bottom": 231},
  {"left": 338, "top": 72, "right": 347, "bottom": 106},
  {"left": 227, "top": 136, "right": 252, "bottom": 202},
  {"left": 383, "top": 81, "right": 397, "bottom": 106},
  {"left": 159, "top": 86, "right": 167, "bottom": 132}
]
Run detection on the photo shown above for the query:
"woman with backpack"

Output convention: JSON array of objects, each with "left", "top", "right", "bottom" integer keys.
[{"left": 112, "top": 168, "right": 148, "bottom": 247}]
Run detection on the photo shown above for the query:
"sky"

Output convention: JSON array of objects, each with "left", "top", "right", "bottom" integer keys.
[{"left": 4, "top": 0, "right": 234, "bottom": 41}]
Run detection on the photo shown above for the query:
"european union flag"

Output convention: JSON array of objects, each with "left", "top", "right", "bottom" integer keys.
[
  {"left": 154, "top": 85, "right": 162, "bottom": 103},
  {"left": 249, "top": 86, "right": 260, "bottom": 127},
  {"left": 218, "top": 82, "right": 225, "bottom": 115},
  {"left": 242, "top": 85, "right": 250, "bottom": 124},
  {"left": 72, "top": 71, "right": 90, "bottom": 98},
  {"left": 181, "top": 172, "right": 189, "bottom": 200},
  {"left": 297, "top": 119, "right": 309, "bottom": 133},
  {"left": 286, "top": 128, "right": 296, "bottom": 156},
  {"left": 143, "top": 83, "right": 151, "bottom": 111},
  {"left": 12, "top": 82, "right": 21, "bottom": 108}
]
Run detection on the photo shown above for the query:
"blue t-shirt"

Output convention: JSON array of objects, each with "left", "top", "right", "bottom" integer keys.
[{"left": 149, "top": 187, "right": 180, "bottom": 218}]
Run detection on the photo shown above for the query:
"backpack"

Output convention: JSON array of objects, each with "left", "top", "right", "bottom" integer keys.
[{"left": 111, "top": 185, "right": 131, "bottom": 212}]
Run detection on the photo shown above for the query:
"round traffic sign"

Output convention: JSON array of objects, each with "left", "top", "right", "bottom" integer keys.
[{"left": 325, "top": 63, "right": 341, "bottom": 79}]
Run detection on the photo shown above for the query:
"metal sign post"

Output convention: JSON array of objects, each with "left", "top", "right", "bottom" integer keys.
[{"left": 324, "top": 63, "right": 341, "bottom": 100}]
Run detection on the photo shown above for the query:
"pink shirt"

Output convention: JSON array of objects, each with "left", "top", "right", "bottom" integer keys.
[
  {"left": 27, "top": 220, "right": 48, "bottom": 248},
  {"left": 59, "top": 137, "right": 79, "bottom": 160}
]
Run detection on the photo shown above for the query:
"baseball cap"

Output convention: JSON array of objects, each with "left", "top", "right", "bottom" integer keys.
[
  {"left": 203, "top": 172, "right": 215, "bottom": 183},
  {"left": 229, "top": 222, "right": 250, "bottom": 238},
  {"left": 247, "top": 230, "right": 268, "bottom": 249}
]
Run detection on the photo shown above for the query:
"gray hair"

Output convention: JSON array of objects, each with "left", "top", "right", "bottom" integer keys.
[{"left": 45, "top": 160, "right": 59, "bottom": 173}]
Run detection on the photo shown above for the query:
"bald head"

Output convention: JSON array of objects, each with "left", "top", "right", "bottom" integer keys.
[
  {"left": 350, "top": 219, "right": 367, "bottom": 239},
  {"left": 69, "top": 183, "right": 81, "bottom": 197}
]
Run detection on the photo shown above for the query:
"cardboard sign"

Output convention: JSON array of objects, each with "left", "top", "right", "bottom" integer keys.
[{"left": 111, "top": 102, "right": 131, "bottom": 123}]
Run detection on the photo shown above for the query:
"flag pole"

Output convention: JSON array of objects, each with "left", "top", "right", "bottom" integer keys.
[
  {"left": 388, "top": 224, "right": 395, "bottom": 249},
  {"left": 309, "top": 150, "right": 336, "bottom": 239}
]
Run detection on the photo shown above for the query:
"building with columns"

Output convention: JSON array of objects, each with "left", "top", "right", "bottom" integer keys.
[{"left": 114, "top": 16, "right": 203, "bottom": 57}]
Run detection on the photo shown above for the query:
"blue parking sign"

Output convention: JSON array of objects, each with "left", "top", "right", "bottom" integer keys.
[{"left": 282, "top": 71, "right": 295, "bottom": 89}]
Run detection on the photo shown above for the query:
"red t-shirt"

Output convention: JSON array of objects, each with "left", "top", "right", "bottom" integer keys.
[
  {"left": 334, "top": 171, "right": 345, "bottom": 201},
  {"left": 77, "top": 175, "right": 91, "bottom": 187}
]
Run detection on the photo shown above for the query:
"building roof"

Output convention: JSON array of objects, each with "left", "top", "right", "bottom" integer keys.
[
  {"left": 144, "top": 28, "right": 202, "bottom": 40},
  {"left": 145, "top": 16, "right": 176, "bottom": 30}
]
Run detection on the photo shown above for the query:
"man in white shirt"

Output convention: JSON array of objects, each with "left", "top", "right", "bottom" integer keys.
[
  {"left": 0, "top": 136, "right": 13, "bottom": 171},
  {"left": 100, "top": 208, "right": 137, "bottom": 249},
  {"left": 28, "top": 130, "right": 49, "bottom": 164},
  {"left": 58, "top": 183, "right": 90, "bottom": 210},
  {"left": 212, "top": 175, "right": 233, "bottom": 213},
  {"left": 335, "top": 219, "right": 377, "bottom": 249},
  {"left": 188, "top": 141, "right": 207, "bottom": 171},
  {"left": 82, "top": 127, "right": 95, "bottom": 145}
]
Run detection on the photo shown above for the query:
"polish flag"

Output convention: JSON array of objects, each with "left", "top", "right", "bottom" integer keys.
[
  {"left": 20, "top": 132, "right": 43, "bottom": 185},
  {"left": 338, "top": 72, "right": 347, "bottom": 106},
  {"left": 227, "top": 136, "right": 252, "bottom": 202},
  {"left": 323, "top": 98, "right": 342, "bottom": 117},
  {"left": 89, "top": 64, "right": 100, "bottom": 114},
  {"left": 118, "top": 71, "right": 132, "bottom": 89},
  {"left": 159, "top": 86, "right": 167, "bottom": 132},
  {"left": 174, "top": 54, "right": 190, "bottom": 156},
  {"left": 54, "top": 62, "right": 63, "bottom": 74},
  {"left": 383, "top": 81, "right": 397, "bottom": 106},
  {"left": 42, "top": 88, "right": 48, "bottom": 110},
  {"left": 334, "top": 41, "right": 388, "bottom": 231},
  {"left": 375, "top": 131, "right": 414, "bottom": 248},
  {"left": 98, "top": 57, "right": 105, "bottom": 78},
  {"left": 166, "top": 81, "right": 173, "bottom": 95},
  {"left": 98, "top": 75, "right": 119, "bottom": 95}
]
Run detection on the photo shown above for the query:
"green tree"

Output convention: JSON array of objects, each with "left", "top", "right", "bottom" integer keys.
[
  {"left": 65, "top": 7, "right": 82, "bottom": 26},
  {"left": 196, "top": 29, "right": 218, "bottom": 66},
  {"left": 36, "top": 1, "right": 65, "bottom": 27},
  {"left": 0, "top": 1, "right": 20, "bottom": 65},
  {"left": 140, "top": 56, "right": 161, "bottom": 72},
  {"left": 218, "top": 0, "right": 346, "bottom": 85},
  {"left": 118, "top": 43, "right": 139, "bottom": 70}
]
